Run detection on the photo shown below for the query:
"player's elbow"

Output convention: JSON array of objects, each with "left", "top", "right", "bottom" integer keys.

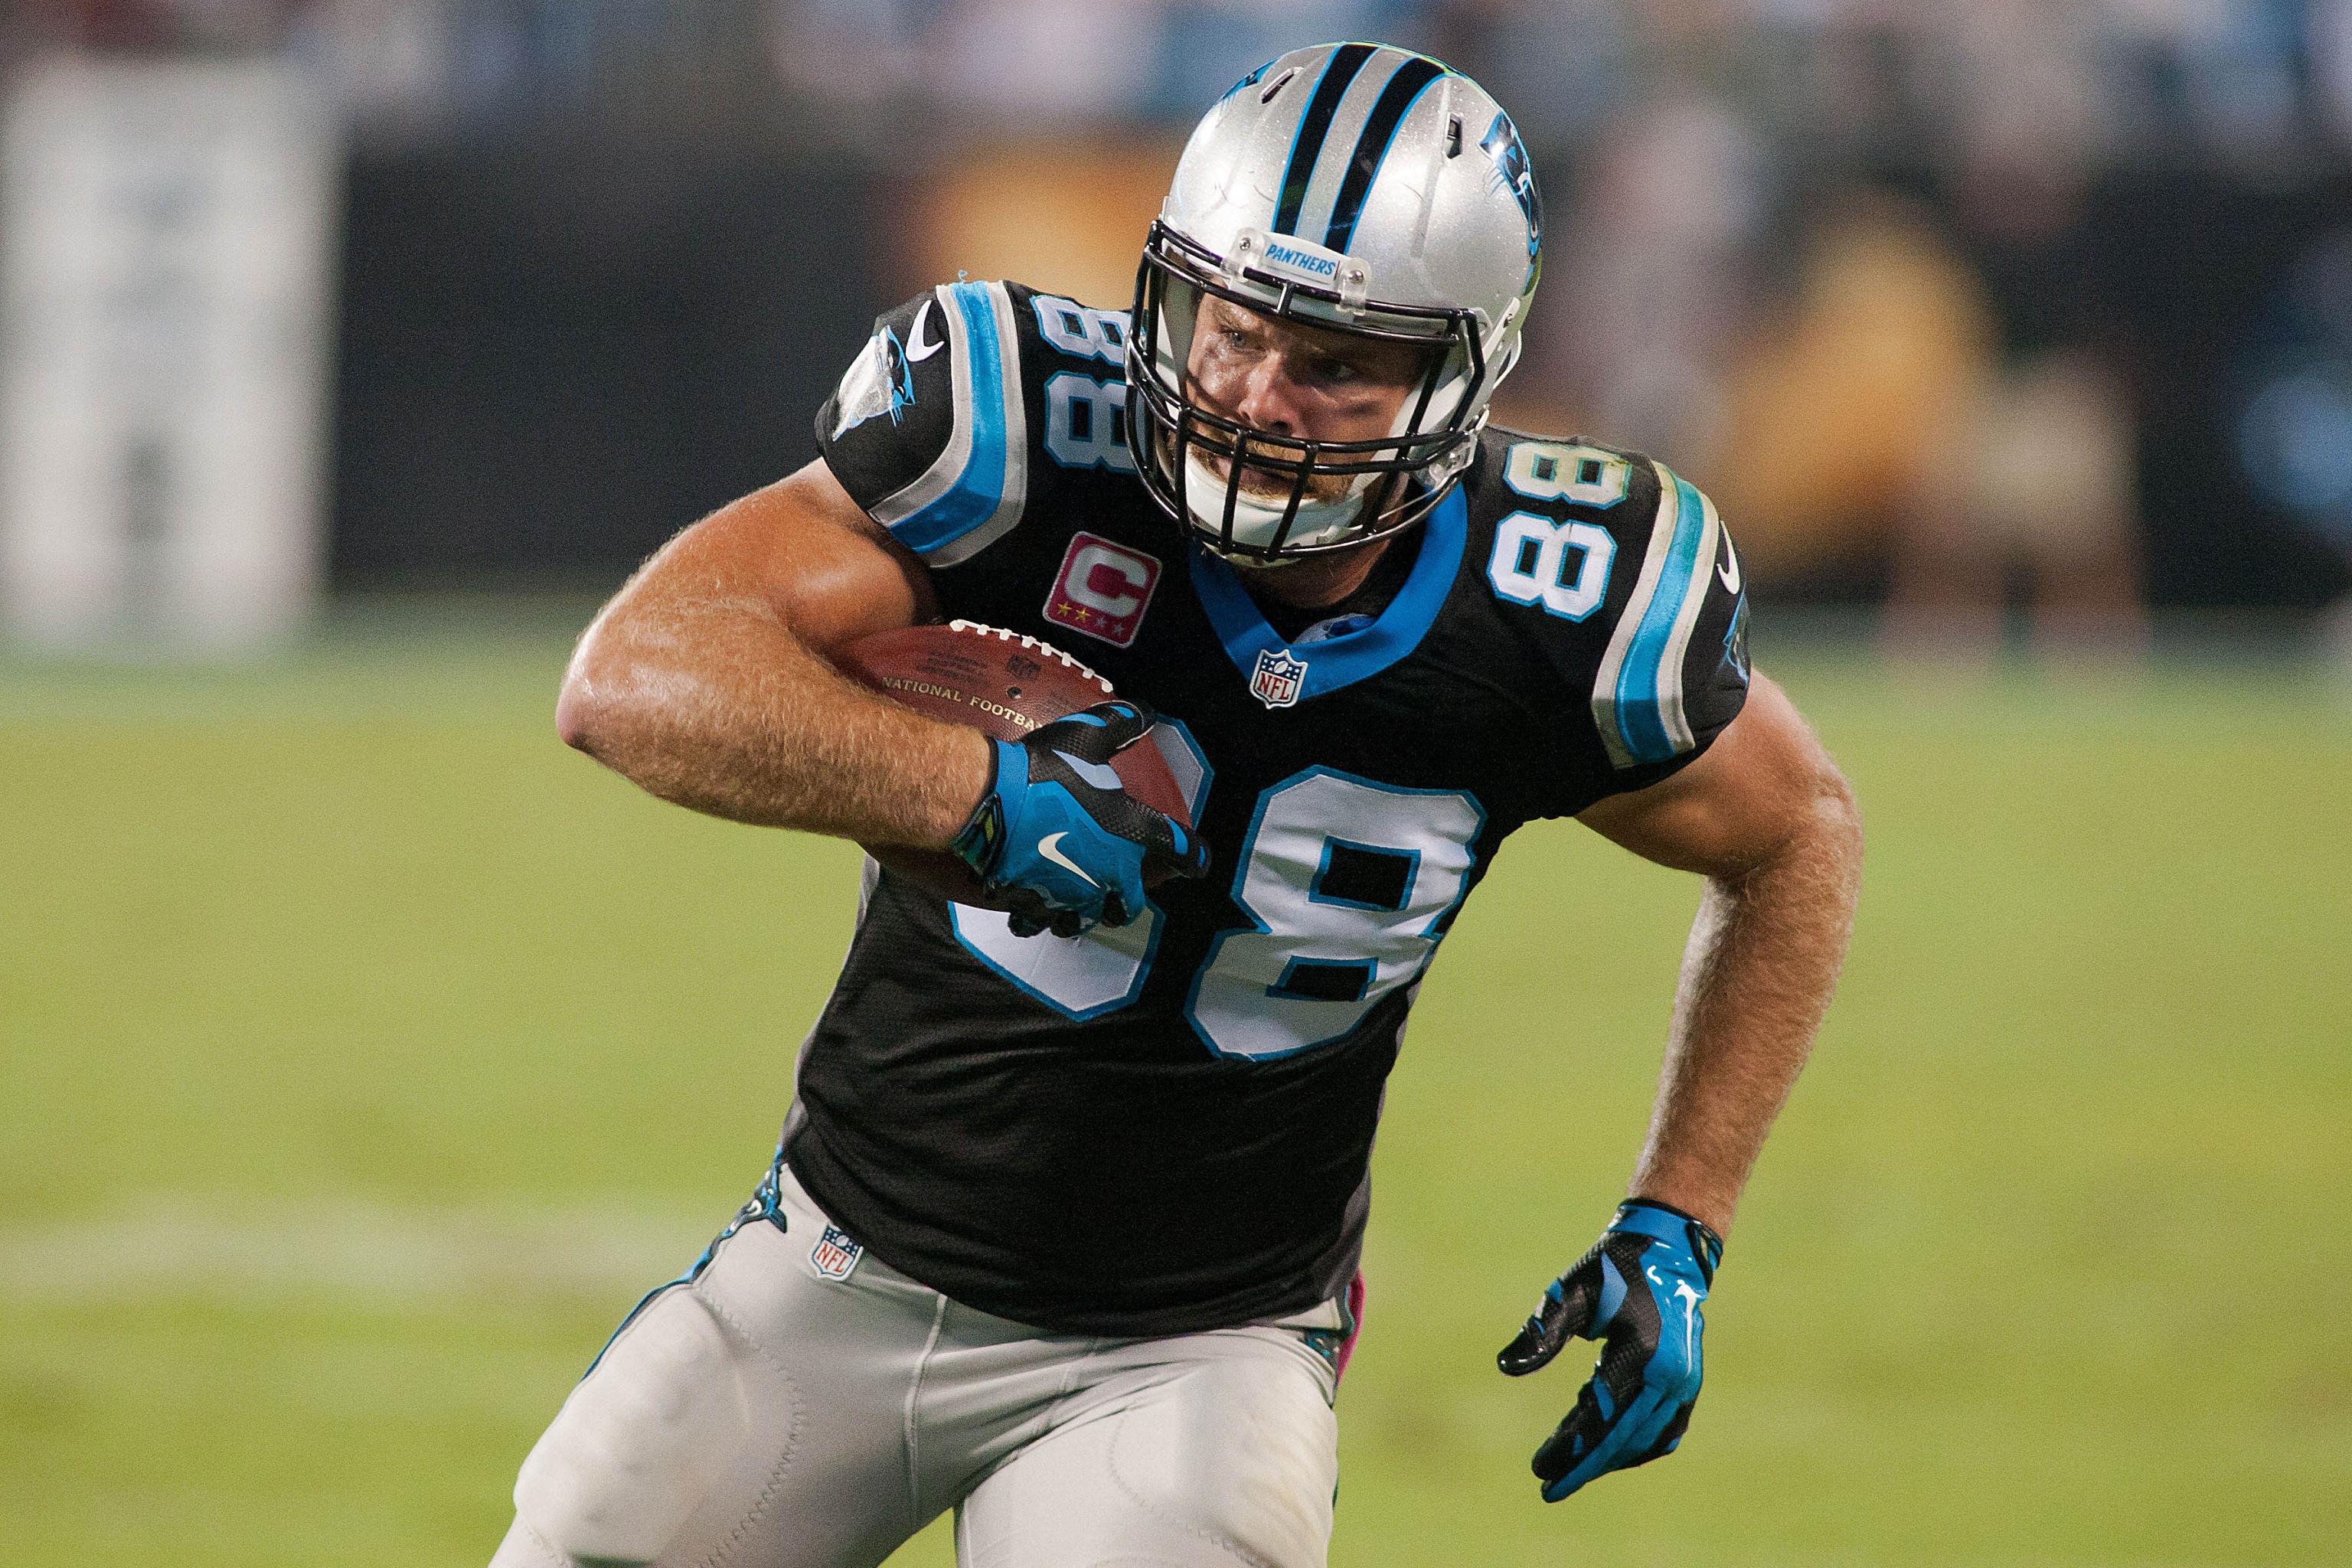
[
  {"left": 554, "top": 674, "right": 604, "bottom": 756},
  {"left": 554, "top": 633, "right": 642, "bottom": 761},
  {"left": 1805, "top": 756, "right": 1864, "bottom": 879}
]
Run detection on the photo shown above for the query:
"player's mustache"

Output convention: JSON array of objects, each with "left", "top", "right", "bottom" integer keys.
[{"left": 1185, "top": 429, "right": 1362, "bottom": 501}]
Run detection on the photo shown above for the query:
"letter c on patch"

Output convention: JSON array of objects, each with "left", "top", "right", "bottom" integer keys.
[{"left": 1066, "top": 544, "right": 1146, "bottom": 616}]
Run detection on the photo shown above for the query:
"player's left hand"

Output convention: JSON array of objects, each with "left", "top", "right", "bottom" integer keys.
[{"left": 1496, "top": 1198, "right": 1723, "bottom": 1502}]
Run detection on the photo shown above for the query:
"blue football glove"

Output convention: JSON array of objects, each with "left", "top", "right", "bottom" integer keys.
[
  {"left": 948, "top": 699, "right": 1209, "bottom": 938},
  {"left": 1497, "top": 1198, "right": 1723, "bottom": 1502}
]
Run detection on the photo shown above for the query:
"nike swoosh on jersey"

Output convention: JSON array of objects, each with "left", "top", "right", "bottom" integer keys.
[
  {"left": 1036, "top": 832, "right": 1098, "bottom": 887},
  {"left": 905, "top": 299, "right": 943, "bottom": 361},
  {"left": 1716, "top": 534, "right": 1741, "bottom": 595}
]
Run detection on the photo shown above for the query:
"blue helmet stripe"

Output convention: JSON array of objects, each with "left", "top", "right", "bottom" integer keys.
[
  {"left": 890, "top": 283, "right": 1008, "bottom": 554},
  {"left": 1271, "top": 44, "right": 1375, "bottom": 236},
  {"left": 1322, "top": 56, "right": 1446, "bottom": 253}
]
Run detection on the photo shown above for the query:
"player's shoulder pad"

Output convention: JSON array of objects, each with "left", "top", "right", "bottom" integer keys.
[
  {"left": 1468, "top": 429, "right": 1752, "bottom": 773},
  {"left": 816, "top": 281, "right": 1136, "bottom": 569},
  {"left": 815, "top": 279, "right": 1036, "bottom": 568}
]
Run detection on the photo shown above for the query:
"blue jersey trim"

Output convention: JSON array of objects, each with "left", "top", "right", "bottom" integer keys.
[
  {"left": 1612, "top": 473, "right": 1709, "bottom": 763},
  {"left": 1187, "top": 484, "right": 1467, "bottom": 702},
  {"left": 889, "top": 283, "right": 1010, "bottom": 555}
]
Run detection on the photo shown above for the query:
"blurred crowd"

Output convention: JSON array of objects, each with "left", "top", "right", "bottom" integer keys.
[
  {"left": 6, "top": 0, "right": 2352, "bottom": 645},
  {"left": 10, "top": 2, "right": 2352, "bottom": 151}
]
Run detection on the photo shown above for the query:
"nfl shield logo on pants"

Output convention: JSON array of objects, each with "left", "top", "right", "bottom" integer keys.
[
  {"left": 1250, "top": 647, "right": 1307, "bottom": 709},
  {"left": 809, "top": 1225, "right": 864, "bottom": 1282}
]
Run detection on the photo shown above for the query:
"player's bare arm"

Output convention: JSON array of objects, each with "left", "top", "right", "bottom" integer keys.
[
  {"left": 1499, "top": 673, "right": 1859, "bottom": 1501},
  {"left": 1581, "top": 672, "right": 1864, "bottom": 1236},
  {"left": 554, "top": 459, "right": 991, "bottom": 850}
]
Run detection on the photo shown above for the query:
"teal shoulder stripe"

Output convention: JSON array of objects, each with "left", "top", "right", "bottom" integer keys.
[
  {"left": 1612, "top": 471, "right": 1710, "bottom": 764},
  {"left": 890, "top": 282, "right": 1011, "bottom": 556}
]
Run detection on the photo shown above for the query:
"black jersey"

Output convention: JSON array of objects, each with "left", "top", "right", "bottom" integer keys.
[{"left": 787, "top": 279, "right": 1750, "bottom": 1336}]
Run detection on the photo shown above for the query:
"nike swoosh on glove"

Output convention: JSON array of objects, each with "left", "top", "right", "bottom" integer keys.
[
  {"left": 1496, "top": 1198, "right": 1723, "bottom": 1502},
  {"left": 949, "top": 699, "right": 1210, "bottom": 937}
]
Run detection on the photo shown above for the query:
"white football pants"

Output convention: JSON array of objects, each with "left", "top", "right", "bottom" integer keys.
[{"left": 489, "top": 1165, "right": 1345, "bottom": 1568}]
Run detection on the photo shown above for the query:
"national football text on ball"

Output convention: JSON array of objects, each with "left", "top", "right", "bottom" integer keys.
[{"left": 877, "top": 675, "right": 1037, "bottom": 731}]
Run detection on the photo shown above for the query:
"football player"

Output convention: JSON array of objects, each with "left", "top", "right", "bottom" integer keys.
[{"left": 506, "top": 42, "right": 1861, "bottom": 1568}]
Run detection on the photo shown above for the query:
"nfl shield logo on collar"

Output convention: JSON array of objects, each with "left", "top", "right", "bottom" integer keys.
[
  {"left": 809, "top": 1225, "right": 864, "bottom": 1282},
  {"left": 1250, "top": 647, "right": 1307, "bottom": 709}
]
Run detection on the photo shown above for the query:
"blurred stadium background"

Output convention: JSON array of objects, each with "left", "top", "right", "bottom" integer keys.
[{"left": 2, "top": 2, "right": 2347, "bottom": 1564}]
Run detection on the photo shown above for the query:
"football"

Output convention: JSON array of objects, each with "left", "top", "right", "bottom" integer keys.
[{"left": 835, "top": 619, "right": 1194, "bottom": 909}]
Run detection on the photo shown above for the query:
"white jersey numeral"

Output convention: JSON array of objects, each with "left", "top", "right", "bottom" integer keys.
[
  {"left": 1488, "top": 513, "right": 1615, "bottom": 621},
  {"left": 1030, "top": 295, "right": 1129, "bottom": 364},
  {"left": 950, "top": 897, "right": 1161, "bottom": 1019},
  {"left": 1187, "top": 770, "right": 1483, "bottom": 1061},
  {"left": 1501, "top": 440, "right": 1632, "bottom": 508},
  {"left": 949, "top": 721, "right": 1208, "bottom": 1017},
  {"left": 946, "top": 759, "right": 1484, "bottom": 1061},
  {"left": 1043, "top": 373, "right": 1136, "bottom": 473}
]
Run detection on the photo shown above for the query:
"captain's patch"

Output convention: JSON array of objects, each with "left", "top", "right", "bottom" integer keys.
[{"left": 1044, "top": 531, "right": 1161, "bottom": 648}]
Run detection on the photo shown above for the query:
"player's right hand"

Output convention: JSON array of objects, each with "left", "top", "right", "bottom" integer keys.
[{"left": 949, "top": 699, "right": 1209, "bottom": 937}]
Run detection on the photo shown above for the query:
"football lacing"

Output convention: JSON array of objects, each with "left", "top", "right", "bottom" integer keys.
[{"left": 946, "top": 619, "right": 1114, "bottom": 692}]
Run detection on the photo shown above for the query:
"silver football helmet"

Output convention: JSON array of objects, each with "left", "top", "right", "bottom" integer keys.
[{"left": 1126, "top": 43, "right": 1544, "bottom": 560}]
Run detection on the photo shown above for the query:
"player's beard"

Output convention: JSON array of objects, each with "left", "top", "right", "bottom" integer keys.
[
  {"left": 1193, "top": 430, "right": 1364, "bottom": 509},
  {"left": 1165, "top": 424, "right": 1410, "bottom": 564}
]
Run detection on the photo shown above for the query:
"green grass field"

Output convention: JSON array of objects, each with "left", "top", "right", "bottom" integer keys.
[{"left": 4, "top": 619, "right": 2347, "bottom": 1566}]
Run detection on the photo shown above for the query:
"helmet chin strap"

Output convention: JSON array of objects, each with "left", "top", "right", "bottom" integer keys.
[{"left": 1182, "top": 450, "right": 1367, "bottom": 559}]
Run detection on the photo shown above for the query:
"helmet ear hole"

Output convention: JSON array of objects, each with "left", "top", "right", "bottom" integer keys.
[{"left": 1491, "top": 336, "right": 1522, "bottom": 386}]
